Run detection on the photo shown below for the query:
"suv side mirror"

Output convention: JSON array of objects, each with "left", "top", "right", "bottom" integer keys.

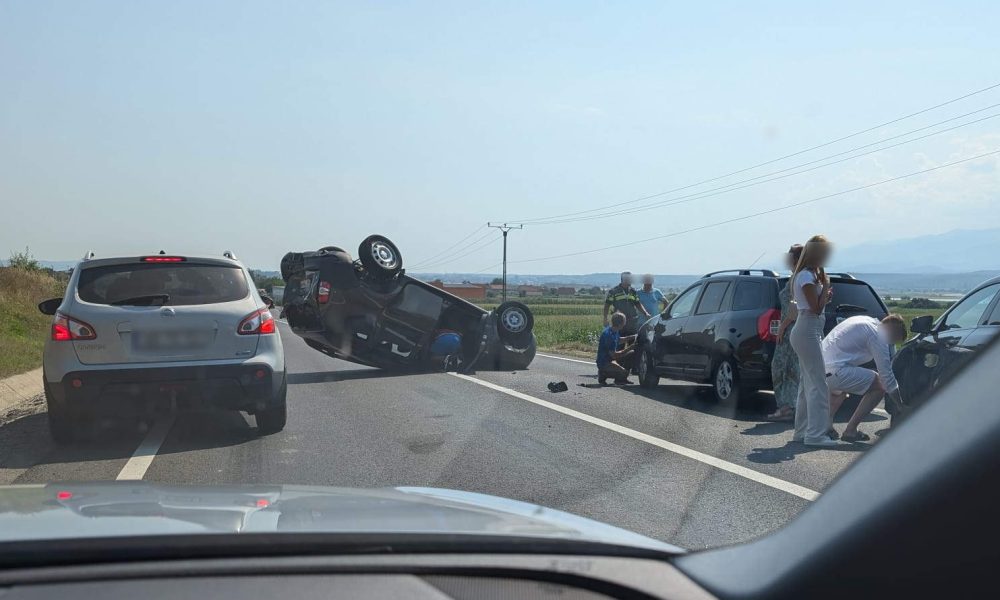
[
  {"left": 911, "top": 315, "right": 935, "bottom": 335},
  {"left": 37, "top": 297, "right": 62, "bottom": 316}
]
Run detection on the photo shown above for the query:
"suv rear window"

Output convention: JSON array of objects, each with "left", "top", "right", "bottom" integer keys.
[
  {"left": 78, "top": 263, "right": 249, "bottom": 306},
  {"left": 732, "top": 280, "right": 767, "bottom": 311},
  {"left": 826, "top": 281, "right": 885, "bottom": 317}
]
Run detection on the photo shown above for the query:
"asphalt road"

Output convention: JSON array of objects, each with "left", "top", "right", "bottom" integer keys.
[{"left": 0, "top": 319, "right": 887, "bottom": 550}]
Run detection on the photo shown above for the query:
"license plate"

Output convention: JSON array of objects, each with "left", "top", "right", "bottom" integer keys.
[{"left": 134, "top": 330, "right": 212, "bottom": 351}]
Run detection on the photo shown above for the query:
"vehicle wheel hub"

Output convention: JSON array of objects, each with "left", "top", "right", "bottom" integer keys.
[
  {"left": 716, "top": 361, "right": 733, "bottom": 398},
  {"left": 639, "top": 352, "right": 648, "bottom": 379},
  {"left": 370, "top": 242, "right": 398, "bottom": 269},
  {"left": 501, "top": 307, "right": 527, "bottom": 333}
]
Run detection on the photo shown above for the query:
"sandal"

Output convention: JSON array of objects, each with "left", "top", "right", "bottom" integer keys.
[
  {"left": 841, "top": 431, "right": 871, "bottom": 442},
  {"left": 765, "top": 407, "right": 795, "bottom": 422}
]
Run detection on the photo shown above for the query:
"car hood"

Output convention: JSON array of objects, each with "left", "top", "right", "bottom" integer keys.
[{"left": 0, "top": 483, "right": 680, "bottom": 553}]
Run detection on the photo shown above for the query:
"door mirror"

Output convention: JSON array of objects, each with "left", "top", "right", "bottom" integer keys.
[
  {"left": 37, "top": 297, "right": 62, "bottom": 316},
  {"left": 910, "top": 315, "right": 935, "bottom": 335}
]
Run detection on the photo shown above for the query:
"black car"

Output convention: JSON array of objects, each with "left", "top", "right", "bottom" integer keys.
[
  {"left": 280, "top": 235, "right": 537, "bottom": 372},
  {"left": 635, "top": 269, "right": 888, "bottom": 403},
  {"left": 891, "top": 276, "right": 1000, "bottom": 420}
]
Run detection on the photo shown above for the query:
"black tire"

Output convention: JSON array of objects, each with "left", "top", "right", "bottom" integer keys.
[
  {"left": 495, "top": 335, "right": 537, "bottom": 370},
  {"left": 711, "top": 356, "right": 742, "bottom": 404},
  {"left": 280, "top": 252, "right": 303, "bottom": 282},
  {"left": 256, "top": 375, "right": 287, "bottom": 435},
  {"left": 45, "top": 380, "right": 81, "bottom": 444},
  {"left": 637, "top": 348, "right": 660, "bottom": 389},
  {"left": 495, "top": 301, "right": 534, "bottom": 347},
  {"left": 358, "top": 235, "right": 402, "bottom": 278}
]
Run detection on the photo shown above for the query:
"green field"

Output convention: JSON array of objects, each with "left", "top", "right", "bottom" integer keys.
[{"left": 478, "top": 298, "right": 950, "bottom": 358}]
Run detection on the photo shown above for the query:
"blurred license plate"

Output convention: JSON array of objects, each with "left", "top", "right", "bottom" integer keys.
[{"left": 134, "top": 330, "right": 211, "bottom": 351}]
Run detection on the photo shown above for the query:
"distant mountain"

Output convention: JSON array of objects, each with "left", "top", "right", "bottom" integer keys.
[
  {"left": 831, "top": 228, "right": 1000, "bottom": 274},
  {"left": 411, "top": 272, "right": 701, "bottom": 290}
]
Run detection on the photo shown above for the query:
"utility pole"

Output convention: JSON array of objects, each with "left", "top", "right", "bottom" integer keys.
[{"left": 487, "top": 222, "right": 523, "bottom": 303}]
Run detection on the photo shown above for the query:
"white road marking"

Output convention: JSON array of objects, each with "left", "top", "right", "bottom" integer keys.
[
  {"left": 116, "top": 415, "right": 175, "bottom": 480},
  {"left": 537, "top": 353, "right": 594, "bottom": 365},
  {"left": 449, "top": 373, "right": 820, "bottom": 502}
]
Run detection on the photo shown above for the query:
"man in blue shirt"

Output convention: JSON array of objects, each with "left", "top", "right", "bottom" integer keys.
[
  {"left": 597, "top": 312, "right": 637, "bottom": 385},
  {"left": 636, "top": 274, "right": 666, "bottom": 319}
]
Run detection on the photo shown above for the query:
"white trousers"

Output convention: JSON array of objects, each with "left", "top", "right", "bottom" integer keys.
[{"left": 790, "top": 313, "right": 831, "bottom": 442}]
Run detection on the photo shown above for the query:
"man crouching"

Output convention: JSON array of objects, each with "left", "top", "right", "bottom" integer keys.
[{"left": 597, "top": 311, "right": 637, "bottom": 385}]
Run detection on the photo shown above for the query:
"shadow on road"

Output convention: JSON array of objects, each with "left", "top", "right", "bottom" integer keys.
[
  {"left": 0, "top": 404, "right": 259, "bottom": 474},
  {"left": 747, "top": 441, "right": 870, "bottom": 464},
  {"left": 287, "top": 368, "right": 426, "bottom": 385}
]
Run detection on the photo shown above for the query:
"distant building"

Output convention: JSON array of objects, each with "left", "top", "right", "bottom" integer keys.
[
  {"left": 429, "top": 280, "right": 486, "bottom": 301},
  {"left": 556, "top": 286, "right": 576, "bottom": 297},
  {"left": 517, "top": 285, "right": 544, "bottom": 297}
]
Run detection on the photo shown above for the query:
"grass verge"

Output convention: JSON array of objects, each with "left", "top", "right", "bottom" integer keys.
[{"left": 0, "top": 267, "right": 64, "bottom": 379}]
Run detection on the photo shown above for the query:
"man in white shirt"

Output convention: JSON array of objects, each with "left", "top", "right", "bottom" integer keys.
[{"left": 822, "top": 314, "right": 908, "bottom": 442}]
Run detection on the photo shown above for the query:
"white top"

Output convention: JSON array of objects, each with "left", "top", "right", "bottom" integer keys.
[
  {"left": 821, "top": 315, "right": 899, "bottom": 392},
  {"left": 792, "top": 270, "right": 819, "bottom": 314}
]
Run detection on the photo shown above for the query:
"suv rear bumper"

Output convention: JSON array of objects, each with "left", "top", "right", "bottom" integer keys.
[{"left": 47, "top": 364, "right": 282, "bottom": 416}]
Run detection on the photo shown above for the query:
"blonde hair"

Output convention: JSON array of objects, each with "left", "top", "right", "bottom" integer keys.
[{"left": 792, "top": 234, "right": 831, "bottom": 283}]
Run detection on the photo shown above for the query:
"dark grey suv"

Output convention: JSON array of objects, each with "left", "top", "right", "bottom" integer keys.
[{"left": 635, "top": 269, "right": 888, "bottom": 403}]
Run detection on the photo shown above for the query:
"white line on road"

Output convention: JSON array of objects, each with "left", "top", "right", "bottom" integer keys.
[
  {"left": 537, "top": 353, "right": 594, "bottom": 365},
  {"left": 116, "top": 415, "right": 175, "bottom": 480},
  {"left": 449, "top": 373, "right": 820, "bottom": 502}
]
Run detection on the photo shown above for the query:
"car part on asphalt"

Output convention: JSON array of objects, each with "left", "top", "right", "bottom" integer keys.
[{"left": 547, "top": 381, "right": 568, "bottom": 393}]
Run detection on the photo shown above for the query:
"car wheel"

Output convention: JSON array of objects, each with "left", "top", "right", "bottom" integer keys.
[
  {"left": 358, "top": 235, "right": 403, "bottom": 278},
  {"left": 638, "top": 349, "right": 660, "bottom": 389},
  {"left": 495, "top": 336, "right": 537, "bottom": 370},
  {"left": 712, "top": 357, "right": 741, "bottom": 404},
  {"left": 495, "top": 301, "right": 534, "bottom": 347},
  {"left": 256, "top": 376, "right": 287, "bottom": 435}
]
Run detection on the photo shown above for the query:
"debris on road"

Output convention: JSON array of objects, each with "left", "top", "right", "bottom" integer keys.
[{"left": 547, "top": 381, "right": 568, "bottom": 393}]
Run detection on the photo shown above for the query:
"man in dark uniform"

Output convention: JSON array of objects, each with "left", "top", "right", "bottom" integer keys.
[{"left": 603, "top": 271, "right": 649, "bottom": 336}]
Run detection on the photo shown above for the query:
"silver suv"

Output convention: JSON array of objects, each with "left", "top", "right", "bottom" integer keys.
[{"left": 38, "top": 252, "right": 286, "bottom": 443}]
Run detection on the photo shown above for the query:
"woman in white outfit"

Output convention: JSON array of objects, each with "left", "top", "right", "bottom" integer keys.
[{"left": 790, "top": 235, "right": 838, "bottom": 447}]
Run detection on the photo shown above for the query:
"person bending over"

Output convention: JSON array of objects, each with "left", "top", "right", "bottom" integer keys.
[
  {"left": 823, "top": 314, "right": 908, "bottom": 442},
  {"left": 597, "top": 312, "right": 637, "bottom": 385}
]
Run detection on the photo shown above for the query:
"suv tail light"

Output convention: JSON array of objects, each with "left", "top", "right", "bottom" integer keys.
[
  {"left": 52, "top": 313, "right": 97, "bottom": 341},
  {"left": 757, "top": 308, "right": 782, "bottom": 342},
  {"left": 317, "top": 281, "right": 331, "bottom": 304},
  {"left": 141, "top": 256, "right": 186, "bottom": 263},
  {"left": 238, "top": 308, "right": 276, "bottom": 335}
]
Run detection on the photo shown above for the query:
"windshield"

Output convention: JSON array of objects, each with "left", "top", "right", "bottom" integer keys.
[
  {"left": 78, "top": 263, "right": 250, "bottom": 306},
  {"left": 1, "top": 0, "right": 999, "bottom": 561}
]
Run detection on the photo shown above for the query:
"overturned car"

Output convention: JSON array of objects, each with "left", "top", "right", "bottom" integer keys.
[{"left": 280, "top": 235, "right": 537, "bottom": 372}]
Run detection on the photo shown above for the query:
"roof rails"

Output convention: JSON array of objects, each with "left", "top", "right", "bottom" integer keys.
[
  {"left": 223, "top": 251, "right": 238, "bottom": 260},
  {"left": 81, "top": 251, "right": 95, "bottom": 261},
  {"left": 701, "top": 269, "right": 779, "bottom": 279},
  {"left": 827, "top": 272, "right": 856, "bottom": 280}
]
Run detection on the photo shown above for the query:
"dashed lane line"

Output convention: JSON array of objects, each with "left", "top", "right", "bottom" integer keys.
[{"left": 115, "top": 415, "right": 175, "bottom": 480}]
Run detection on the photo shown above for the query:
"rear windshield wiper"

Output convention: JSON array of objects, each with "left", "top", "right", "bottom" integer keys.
[
  {"left": 834, "top": 303, "right": 868, "bottom": 314},
  {"left": 110, "top": 294, "right": 170, "bottom": 306}
]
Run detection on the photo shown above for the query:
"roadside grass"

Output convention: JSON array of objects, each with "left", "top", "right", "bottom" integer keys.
[
  {"left": 0, "top": 267, "right": 64, "bottom": 378},
  {"left": 477, "top": 298, "right": 949, "bottom": 359}
]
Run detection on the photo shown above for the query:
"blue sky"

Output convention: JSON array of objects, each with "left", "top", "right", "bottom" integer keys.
[{"left": 2, "top": 1, "right": 998, "bottom": 274}]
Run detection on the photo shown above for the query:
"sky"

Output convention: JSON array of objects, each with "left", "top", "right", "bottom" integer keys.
[{"left": 1, "top": 1, "right": 998, "bottom": 275}]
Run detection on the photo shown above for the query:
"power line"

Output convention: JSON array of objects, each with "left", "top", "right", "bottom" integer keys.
[
  {"left": 413, "top": 231, "right": 502, "bottom": 271},
  {"left": 516, "top": 81, "right": 1000, "bottom": 224},
  {"left": 528, "top": 109, "right": 1000, "bottom": 225},
  {"left": 408, "top": 224, "right": 487, "bottom": 269},
  {"left": 505, "top": 149, "right": 1000, "bottom": 266}
]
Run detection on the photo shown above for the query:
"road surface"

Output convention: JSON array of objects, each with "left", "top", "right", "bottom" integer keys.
[{"left": 0, "top": 319, "right": 885, "bottom": 550}]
